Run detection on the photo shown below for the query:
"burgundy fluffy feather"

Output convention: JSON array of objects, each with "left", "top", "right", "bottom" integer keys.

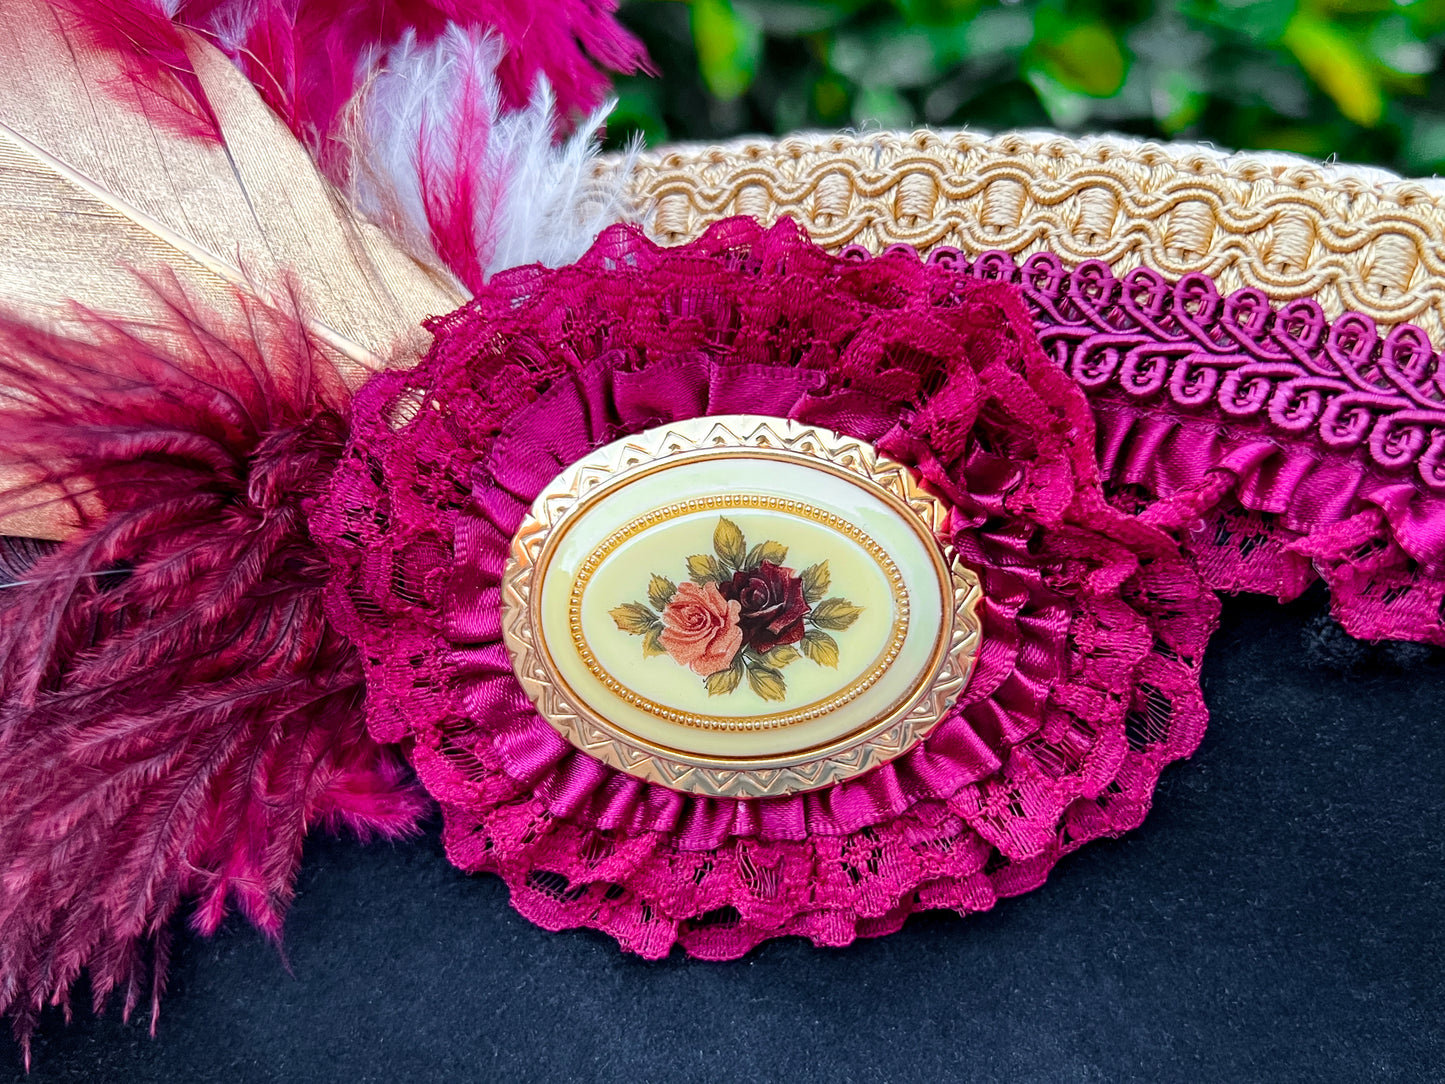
[
  {"left": 56, "top": 0, "right": 649, "bottom": 163},
  {"left": 0, "top": 280, "right": 429, "bottom": 1064}
]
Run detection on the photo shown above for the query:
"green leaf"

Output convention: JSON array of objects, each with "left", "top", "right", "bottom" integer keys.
[
  {"left": 647, "top": 574, "right": 677, "bottom": 611},
  {"left": 1369, "top": 15, "right": 1435, "bottom": 77},
  {"left": 960, "top": 9, "right": 1033, "bottom": 59},
  {"left": 1283, "top": 14, "right": 1385, "bottom": 126},
  {"left": 800, "top": 561, "right": 831, "bottom": 604},
  {"left": 747, "top": 664, "right": 788, "bottom": 702},
  {"left": 610, "top": 602, "right": 658, "bottom": 635},
  {"left": 812, "top": 77, "right": 849, "bottom": 121},
  {"left": 1153, "top": 68, "right": 1207, "bottom": 134},
  {"left": 745, "top": 539, "right": 789, "bottom": 569},
  {"left": 810, "top": 597, "right": 863, "bottom": 631},
  {"left": 891, "top": 0, "right": 982, "bottom": 23},
  {"left": 1407, "top": 116, "right": 1445, "bottom": 173},
  {"left": 705, "top": 657, "right": 745, "bottom": 696},
  {"left": 831, "top": 28, "right": 938, "bottom": 91},
  {"left": 1191, "top": 0, "right": 1295, "bottom": 44},
  {"left": 761, "top": 644, "right": 801, "bottom": 669},
  {"left": 801, "top": 629, "right": 840, "bottom": 668},
  {"left": 1032, "top": 18, "right": 1126, "bottom": 98},
  {"left": 687, "top": 554, "right": 725, "bottom": 584},
  {"left": 1023, "top": 67, "right": 1093, "bottom": 129},
  {"left": 713, "top": 516, "right": 747, "bottom": 569},
  {"left": 642, "top": 626, "right": 668, "bottom": 659},
  {"left": 692, "top": 0, "right": 763, "bottom": 102}
]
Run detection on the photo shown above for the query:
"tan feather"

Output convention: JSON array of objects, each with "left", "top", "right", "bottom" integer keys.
[{"left": 0, "top": 0, "right": 467, "bottom": 536}]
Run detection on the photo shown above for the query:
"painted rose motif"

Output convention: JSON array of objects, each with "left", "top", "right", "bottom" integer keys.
[
  {"left": 609, "top": 516, "right": 863, "bottom": 702},
  {"left": 721, "top": 561, "right": 810, "bottom": 652},
  {"left": 656, "top": 581, "right": 742, "bottom": 675}
]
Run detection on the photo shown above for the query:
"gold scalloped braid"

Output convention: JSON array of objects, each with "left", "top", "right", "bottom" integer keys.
[{"left": 599, "top": 129, "right": 1445, "bottom": 344}]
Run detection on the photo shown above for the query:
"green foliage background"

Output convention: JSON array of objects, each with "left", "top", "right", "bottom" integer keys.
[{"left": 605, "top": 0, "right": 1445, "bottom": 173}]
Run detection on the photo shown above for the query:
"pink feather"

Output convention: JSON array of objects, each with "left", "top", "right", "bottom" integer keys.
[
  {"left": 0, "top": 279, "right": 430, "bottom": 1065},
  {"left": 413, "top": 30, "right": 506, "bottom": 292}
]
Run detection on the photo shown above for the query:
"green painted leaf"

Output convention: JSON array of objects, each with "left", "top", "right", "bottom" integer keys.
[
  {"left": 745, "top": 539, "right": 789, "bottom": 569},
  {"left": 761, "top": 644, "right": 801, "bottom": 669},
  {"left": 713, "top": 516, "right": 747, "bottom": 569},
  {"left": 610, "top": 602, "right": 658, "bottom": 635},
  {"left": 706, "top": 657, "right": 745, "bottom": 696},
  {"left": 810, "top": 597, "right": 863, "bottom": 630},
  {"left": 800, "top": 629, "right": 840, "bottom": 668},
  {"left": 800, "top": 560, "right": 830, "bottom": 604},
  {"left": 748, "top": 664, "right": 788, "bottom": 702},
  {"left": 687, "top": 554, "right": 725, "bottom": 584},
  {"left": 642, "top": 626, "right": 668, "bottom": 659},
  {"left": 648, "top": 574, "right": 677, "bottom": 611}
]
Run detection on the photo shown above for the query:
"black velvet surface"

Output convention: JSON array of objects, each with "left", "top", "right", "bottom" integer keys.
[{"left": 8, "top": 588, "right": 1444, "bottom": 1083}]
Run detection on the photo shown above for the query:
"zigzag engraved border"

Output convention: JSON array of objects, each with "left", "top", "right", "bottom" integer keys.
[{"left": 499, "top": 415, "right": 983, "bottom": 798}]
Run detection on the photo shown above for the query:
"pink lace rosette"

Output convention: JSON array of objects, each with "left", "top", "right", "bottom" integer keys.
[{"left": 315, "top": 218, "right": 1219, "bottom": 957}]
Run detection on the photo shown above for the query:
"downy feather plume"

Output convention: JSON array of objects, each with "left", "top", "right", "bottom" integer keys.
[
  {"left": 346, "top": 26, "right": 640, "bottom": 291},
  {"left": 0, "top": 279, "right": 429, "bottom": 1064}
]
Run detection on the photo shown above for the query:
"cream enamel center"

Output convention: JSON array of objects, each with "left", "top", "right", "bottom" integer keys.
[
  {"left": 570, "top": 495, "right": 907, "bottom": 730},
  {"left": 532, "top": 448, "right": 949, "bottom": 760}
]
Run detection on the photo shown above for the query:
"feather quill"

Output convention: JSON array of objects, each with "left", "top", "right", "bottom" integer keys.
[{"left": 0, "top": 279, "right": 430, "bottom": 1065}]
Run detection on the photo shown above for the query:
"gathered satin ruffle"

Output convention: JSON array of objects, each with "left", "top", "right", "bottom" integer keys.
[{"left": 314, "top": 218, "right": 1216, "bottom": 957}]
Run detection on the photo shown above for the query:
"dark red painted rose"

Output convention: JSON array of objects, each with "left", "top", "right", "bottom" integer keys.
[{"left": 720, "top": 561, "right": 810, "bottom": 653}]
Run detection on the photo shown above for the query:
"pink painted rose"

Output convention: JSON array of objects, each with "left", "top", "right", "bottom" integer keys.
[{"left": 659, "top": 581, "right": 743, "bottom": 675}]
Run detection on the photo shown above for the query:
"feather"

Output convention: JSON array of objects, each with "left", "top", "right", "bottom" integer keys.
[
  {"left": 0, "top": 0, "right": 463, "bottom": 382},
  {"left": 345, "top": 26, "right": 638, "bottom": 290},
  {"left": 0, "top": 278, "right": 431, "bottom": 1066},
  {"left": 45, "top": 0, "right": 642, "bottom": 290},
  {"left": 55, "top": 0, "right": 650, "bottom": 167}
]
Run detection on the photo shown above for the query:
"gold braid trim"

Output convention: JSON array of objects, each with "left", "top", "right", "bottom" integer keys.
[{"left": 599, "top": 129, "right": 1445, "bottom": 342}]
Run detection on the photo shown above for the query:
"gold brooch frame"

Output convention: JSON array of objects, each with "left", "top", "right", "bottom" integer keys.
[{"left": 500, "top": 415, "right": 983, "bottom": 798}]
